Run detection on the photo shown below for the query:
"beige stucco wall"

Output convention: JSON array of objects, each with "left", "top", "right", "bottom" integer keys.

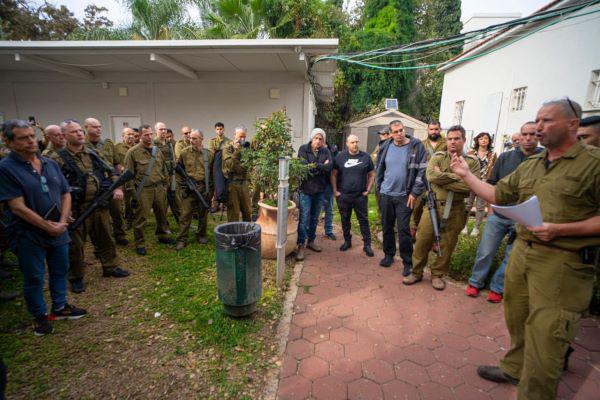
[{"left": 0, "top": 70, "right": 311, "bottom": 149}]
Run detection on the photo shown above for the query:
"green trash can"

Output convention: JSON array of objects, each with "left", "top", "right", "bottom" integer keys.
[{"left": 214, "top": 222, "right": 262, "bottom": 317}]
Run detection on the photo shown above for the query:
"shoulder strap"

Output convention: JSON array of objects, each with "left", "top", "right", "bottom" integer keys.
[
  {"left": 203, "top": 148, "right": 210, "bottom": 195},
  {"left": 427, "top": 145, "right": 435, "bottom": 158},
  {"left": 87, "top": 147, "right": 115, "bottom": 174},
  {"left": 441, "top": 191, "right": 455, "bottom": 229},
  {"left": 135, "top": 146, "right": 158, "bottom": 200}
]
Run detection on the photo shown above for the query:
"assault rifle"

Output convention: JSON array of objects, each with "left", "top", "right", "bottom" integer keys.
[
  {"left": 69, "top": 170, "right": 134, "bottom": 232},
  {"left": 425, "top": 178, "right": 442, "bottom": 257},
  {"left": 174, "top": 164, "right": 213, "bottom": 218}
]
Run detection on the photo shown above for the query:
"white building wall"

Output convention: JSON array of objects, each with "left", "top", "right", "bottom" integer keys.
[
  {"left": 0, "top": 70, "right": 309, "bottom": 149},
  {"left": 439, "top": 4, "right": 600, "bottom": 151}
]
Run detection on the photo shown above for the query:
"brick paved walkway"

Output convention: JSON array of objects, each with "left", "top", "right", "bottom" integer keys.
[{"left": 276, "top": 232, "right": 600, "bottom": 400}]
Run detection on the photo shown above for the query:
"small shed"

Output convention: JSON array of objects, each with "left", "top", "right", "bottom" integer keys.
[{"left": 346, "top": 109, "right": 428, "bottom": 153}]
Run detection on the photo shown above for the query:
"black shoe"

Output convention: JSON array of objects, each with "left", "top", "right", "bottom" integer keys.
[
  {"left": 115, "top": 237, "right": 129, "bottom": 246},
  {"left": 476, "top": 366, "right": 519, "bottom": 386},
  {"left": 33, "top": 315, "right": 53, "bottom": 336},
  {"left": 136, "top": 247, "right": 147, "bottom": 256},
  {"left": 364, "top": 245, "right": 374, "bottom": 257},
  {"left": 379, "top": 254, "right": 394, "bottom": 267},
  {"left": 340, "top": 241, "right": 352, "bottom": 251},
  {"left": 326, "top": 233, "right": 337, "bottom": 241},
  {"left": 70, "top": 278, "right": 85, "bottom": 294},
  {"left": 50, "top": 303, "right": 87, "bottom": 321},
  {"left": 158, "top": 237, "right": 176, "bottom": 245},
  {"left": 103, "top": 267, "right": 130, "bottom": 278},
  {"left": 564, "top": 346, "right": 575, "bottom": 371},
  {"left": 402, "top": 266, "right": 412, "bottom": 277}
]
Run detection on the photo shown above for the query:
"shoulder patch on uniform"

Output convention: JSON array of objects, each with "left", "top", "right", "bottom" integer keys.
[
  {"left": 433, "top": 151, "right": 446, "bottom": 156},
  {"left": 464, "top": 153, "right": 478, "bottom": 160},
  {"left": 587, "top": 146, "right": 600, "bottom": 160}
]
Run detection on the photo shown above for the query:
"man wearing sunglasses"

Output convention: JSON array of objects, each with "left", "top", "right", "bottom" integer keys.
[
  {"left": 0, "top": 119, "right": 87, "bottom": 336},
  {"left": 175, "top": 125, "right": 192, "bottom": 159},
  {"left": 450, "top": 98, "right": 600, "bottom": 399}
]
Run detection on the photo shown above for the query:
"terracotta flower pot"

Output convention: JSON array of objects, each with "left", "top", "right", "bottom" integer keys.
[{"left": 255, "top": 200, "right": 298, "bottom": 259}]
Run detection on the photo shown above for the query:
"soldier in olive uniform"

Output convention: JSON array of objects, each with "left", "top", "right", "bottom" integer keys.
[
  {"left": 83, "top": 118, "right": 128, "bottom": 245},
  {"left": 222, "top": 126, "right": 251, "bottom": 222},
  {"left": 175, "top": 126, "right": 192, "bottom": 159},
  {"left": 124, "top": 124, "right": 175, "bottom": 255},
  {"left": 208, "top": 122, "right": 231, "bottom": 212},
  {"left": 176, "top": 130, "right": 213, "bottom": 250},
  {"left": 403, "top": 125, "right": 479, "bottom": 290},
  {"left": 51, "top": 120, "right": 130, "bottom": 293},
  {"left": 154, "top": 122, "right": 180, "bottom": 223},
  {"left": 410, "top": 121, "right": 447, "bottom": 238},
  {"left": 115, "top": 127, "right": 136, "bottom": 230},
  {"left": 41, "top": 125, "right": 66, "bottom": 158},
  {"left": 450, "top": 99, "right": 600, "bottom": 399}
]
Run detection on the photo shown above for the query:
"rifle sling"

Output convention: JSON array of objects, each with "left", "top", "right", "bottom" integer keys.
[
  {"left": 135, "top": 146, "right": 158, "bottom": 200},
  {"left": 203, "top": 148, "right": 210, "bottom": 196},
  {"left": 442, "top": 191, "right": 454, "bottom": 226}
]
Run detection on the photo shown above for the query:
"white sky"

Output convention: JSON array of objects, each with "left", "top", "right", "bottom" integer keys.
[{"left": 33, "top": 0, "right": 551, "bottom": 28}]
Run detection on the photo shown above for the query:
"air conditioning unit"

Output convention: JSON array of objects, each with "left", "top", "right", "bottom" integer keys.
[{"left": 385, "top": 98, "right": 398, "bottom": 110}]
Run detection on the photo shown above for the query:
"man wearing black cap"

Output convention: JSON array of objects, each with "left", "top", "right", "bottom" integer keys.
[{"left": 577, "top": 115, "right": 600, "bottom": 147}]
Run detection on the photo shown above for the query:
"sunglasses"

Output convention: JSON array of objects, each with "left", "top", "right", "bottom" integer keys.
[{"left": 40, "top": 175, "right": 49, "bottom": 193}]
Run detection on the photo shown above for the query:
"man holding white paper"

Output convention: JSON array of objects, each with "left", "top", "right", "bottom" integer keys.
[{"left": 450, "top": 98, "right": 600, "bottom": 400}]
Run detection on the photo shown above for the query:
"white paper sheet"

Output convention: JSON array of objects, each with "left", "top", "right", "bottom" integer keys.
[{"left": 491, "top": 195, "right": 544, "bottom": 227}]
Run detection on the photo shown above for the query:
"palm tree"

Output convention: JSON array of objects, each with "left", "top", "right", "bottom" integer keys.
[
  {"left": 193, "top": 0, "right": 285, "bottom": 39},
  {"left": 69, "top": 0, "right": 201, "bottom": 40}
]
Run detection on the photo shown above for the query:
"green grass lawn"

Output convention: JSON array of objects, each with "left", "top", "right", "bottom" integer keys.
[{"left": 0, "top": 216, "right": 291, "bottom": 399}]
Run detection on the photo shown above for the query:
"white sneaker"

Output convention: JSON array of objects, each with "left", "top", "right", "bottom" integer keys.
[
  {"left": 470, "top": 227, "right": 479, "bottom": 237},
  {"left": 461, "top": 226, "right": 469, "bottom": 235}
]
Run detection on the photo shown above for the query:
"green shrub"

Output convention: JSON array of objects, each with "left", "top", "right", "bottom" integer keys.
[{"left": 448, "top": 220, "right": 507, "bottom": 285}]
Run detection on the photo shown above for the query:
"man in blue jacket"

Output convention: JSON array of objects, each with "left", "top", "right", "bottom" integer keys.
[
  {"left": 296, "top": 128, "right": 332, "bottom": 261},
  {"left": 376, "top": 120, "right": 427, "bottom": 275}
]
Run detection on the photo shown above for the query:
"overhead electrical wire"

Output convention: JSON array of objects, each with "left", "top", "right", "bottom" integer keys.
[{"left": 314, "top": 0, "right": 600, "bottom": 71}]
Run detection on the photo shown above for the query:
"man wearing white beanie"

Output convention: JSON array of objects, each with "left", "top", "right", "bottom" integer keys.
[{"left": 295, "top": 128, "right": 332, "bottom": 261}]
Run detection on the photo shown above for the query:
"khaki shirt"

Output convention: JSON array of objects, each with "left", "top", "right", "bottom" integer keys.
[
  {"left": 153, "top": 138, "right": 176, "bottom": 167},
  {"left": 115, "top": 142, "right": 132, "bottom": 166},
  {"left": 124, "top": 144, "right": 169, "bottom": 188},
  {"left": 42, "top": 142, "right": 62, "bottom": 158},
  {"left": 177, "top": 146, "right": 214, "bottom": 191},
  {"left": 208, "top": 136, "right": 231, "bottom": 154},
  {"left": 174, "top": 139, "right": 191, "bottom": 160},
  {"left": 422, "top": 136, "right": 447, "bottom": 160},
  {"left": 49, "top": 147, "right": 100, "bottom": 203},
  {"left": 85, "top": 138, "right": 117, "bottom": 166},
  {"left": 495, "top": 140, "right": 600, "bottom": 251},
  {"left": 222, "top": 141, "right": 248, "bottom": 181},
  {"left": 427, "top": 151, "right": 480, "bottom": 204}
]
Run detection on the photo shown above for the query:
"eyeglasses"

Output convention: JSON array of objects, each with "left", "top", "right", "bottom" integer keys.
[
  {"left": 551, "top": 96, "right": 579, "bottom": 118},
  {"left": 40, "top": 176, "right": 49, "bottom": 193}
]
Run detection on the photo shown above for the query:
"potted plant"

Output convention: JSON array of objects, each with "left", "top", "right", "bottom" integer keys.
[{"left": 242, "top": 109, "right": 309, "bottom": 259}]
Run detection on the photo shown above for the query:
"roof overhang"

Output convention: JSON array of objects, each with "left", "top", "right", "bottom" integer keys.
[{"left": 0, "top": 39, "right": 338, "bottom": 100}]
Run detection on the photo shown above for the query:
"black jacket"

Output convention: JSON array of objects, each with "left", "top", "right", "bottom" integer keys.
[
  {"left": 298, "top": 143, "right": 332, "bottom": 195},
  {"left": 376, "top": 137, "right": 427, "bottom": 197}
]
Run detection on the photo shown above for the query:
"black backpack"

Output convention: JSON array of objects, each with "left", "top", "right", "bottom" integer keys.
[{"left": 213, "top": 149, "right": 228, "bottom": 204}]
